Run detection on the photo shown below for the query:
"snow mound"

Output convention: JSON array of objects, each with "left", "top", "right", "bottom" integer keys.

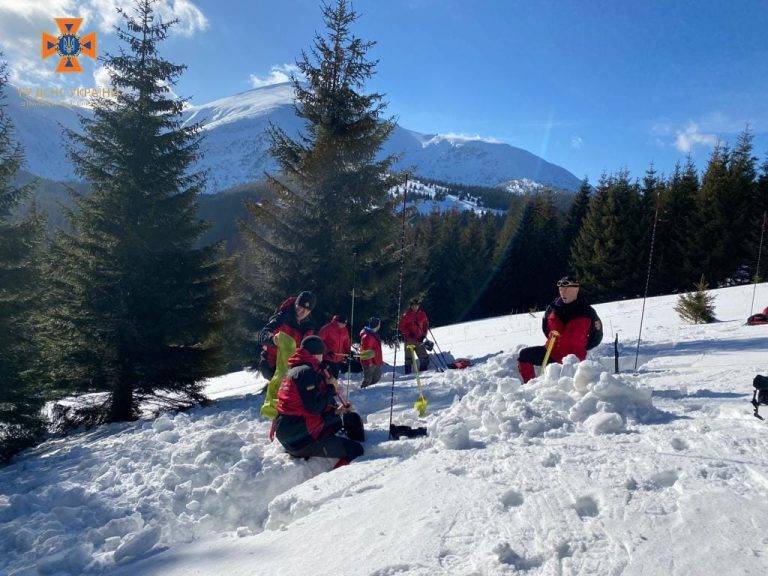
[
  {"left": 430, "top": 352, "right": 656, "bottom": 444},
  {"left": 0, "top": 402, "right": 341, "bottom": 575}
]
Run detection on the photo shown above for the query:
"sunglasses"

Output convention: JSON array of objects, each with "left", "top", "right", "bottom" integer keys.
[{"left": 557, "top": 280, "right": 580, "bottom": 288}]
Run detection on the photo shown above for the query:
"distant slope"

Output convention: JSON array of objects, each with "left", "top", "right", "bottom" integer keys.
[{"left": 7, "top": 83, "right": 582, "bottom": 193}]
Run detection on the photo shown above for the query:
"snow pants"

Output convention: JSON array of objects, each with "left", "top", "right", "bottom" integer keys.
[
  {"left": 361, "top": 364, "right": 382, "bottom": 388},
  {"left": 288, "top": 434, "right": 364, "bottom": 463},
  {"left": 404, "top": 340, "right": 429, "bottom": 373},
  {"left": 517, "top": 345, "right": 549, "bottom": 383}
]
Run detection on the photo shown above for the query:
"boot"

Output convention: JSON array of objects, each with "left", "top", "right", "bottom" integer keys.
[
  {"left": 333, "top": 458, "right": 350, "bottom": 470},
  {"left": 404, "top": 363, "right": 412, "bottom": 375}
]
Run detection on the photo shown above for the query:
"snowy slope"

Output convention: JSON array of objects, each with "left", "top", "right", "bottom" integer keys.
[
  {"left": 393, "top": 179, "right": 505, "bottom": 215},
  {"left": 2, "top": 284, "right": 768, "bottom": 575},
  {"left": 6, "top": 83, "right": 582, "bottom": 193}
]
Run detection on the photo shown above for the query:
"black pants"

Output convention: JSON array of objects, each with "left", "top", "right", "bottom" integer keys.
[
  {"left": 288, "top": 434, "right": 364, "bottom": 462},
  {"left": 517, "top": 346, "right": 548, "bottom": 365}
]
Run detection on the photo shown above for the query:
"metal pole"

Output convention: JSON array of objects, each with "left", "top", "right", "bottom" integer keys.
[
  {"left": 750, "top": 211, "right": 767, "bottom": 316},
  {"left": 634, "top": 195, "right": 660, "bottom": 372},
  {"left": 388, "top": 175, "right": 409, "bottom": 436}
]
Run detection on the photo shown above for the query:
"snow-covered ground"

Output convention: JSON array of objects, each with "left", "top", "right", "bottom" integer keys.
[{"left": 2, "top": 284, "right": 768, "bottom": 575}]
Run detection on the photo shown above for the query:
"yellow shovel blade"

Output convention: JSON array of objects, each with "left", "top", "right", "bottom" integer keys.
[{"left": 414, "top": 395, "right": 428, "bottom": 417}]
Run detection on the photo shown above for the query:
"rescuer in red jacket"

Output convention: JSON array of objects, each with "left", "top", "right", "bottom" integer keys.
[
  {"left": 398, "top": 298, "right": 430, "bottom": 374},
  {"left": 360, "top": 317, "right": 384, "bottom": 388},
  {"left": 274, "top": 336, "right": 363, "bottom": 469},
  {"left": 258, "top": 291, "right": 317, "bottom": 380},
  {"left": 517, "top": 276, "right": 602, "bottom": 383},
  {"left": 319, "top": 315, "right": 351, "bottom": 378}
]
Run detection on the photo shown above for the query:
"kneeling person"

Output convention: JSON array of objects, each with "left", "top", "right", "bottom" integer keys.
[{"left": 274, "top": 336, "right": 364, "bottom": 469}]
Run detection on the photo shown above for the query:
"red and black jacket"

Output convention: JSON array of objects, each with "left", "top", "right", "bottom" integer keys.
[
  {"left": 274, "top": 349, "right": 341, "bottom": 453},
  {"left": 319, "top": 316, "right": 351, "bottom": 363},
  {"left": 258, "top": 297, "right": 316, "bottom": 369},
  {"left": 541, "top": 297, "right": 602, "bottom": 362},
  {"left": 360, "top": 327, "right": 383, "bottom": 366},
  {"left": 398, "top": 308, "right": 429, "bottom": 342}
]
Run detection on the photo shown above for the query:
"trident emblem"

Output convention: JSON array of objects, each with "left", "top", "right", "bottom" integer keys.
[{"left": 41, "top": 18, "right": 97, "bottom": 73}]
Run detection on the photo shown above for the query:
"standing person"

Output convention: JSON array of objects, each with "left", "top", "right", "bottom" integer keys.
[
  {"left": 274, "top": 336, "right": 364, "bottom": 469},
  {"left": 258, "top": 291, "right": 317, "bottom": 380},
  {"left": 398, "top": 298, "right": 430, "bottom": 374},
  {"left": 517, "top": 276, "right": 602, "bottom": 383},
  {"left": 360, "top": 317, "right": 383, "bottom": 388},
  {"left": 319, "top": 315, "right": 351, "bottom": 378}
]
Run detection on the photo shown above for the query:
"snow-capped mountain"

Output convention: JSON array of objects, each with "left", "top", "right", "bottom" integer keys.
[
  {"left": 500, "top": 177, "right": 547, "bottom": 195},
  {"left": 5, "top": 82, "right": 582, "bottom": 193}
]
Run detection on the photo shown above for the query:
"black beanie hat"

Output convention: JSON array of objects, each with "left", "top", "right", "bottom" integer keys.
[
  {"left": 301, "top": 335, "right": 325, "bottom": 355},
  {"left": 367, "top": 316, "right": 381, "bottom": 329},
  {"left": 296, "top": 291, "right": 317, "bottom": 310}
]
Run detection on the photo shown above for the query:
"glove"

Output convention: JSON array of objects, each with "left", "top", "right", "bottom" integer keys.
[{"left": 424, "top": 339, "right": 434, "bottom": 352}]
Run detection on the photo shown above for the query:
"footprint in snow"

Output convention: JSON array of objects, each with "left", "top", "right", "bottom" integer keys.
[
  {"left": 670, "top": 438, "right": 689, "bottom": 451},
  {"left": 645, "top": 469, "right": 679, "bottom": 490},
  {"left": 574, "top": 495, "right": 600, "bottom": 519},
  {"left": 501, "top": 489, "right": 524, "bottom": 508}
]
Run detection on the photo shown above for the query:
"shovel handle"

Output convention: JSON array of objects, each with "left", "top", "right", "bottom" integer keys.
[{"left": 541, "top": 331, "right": 560, "bottom": 368}]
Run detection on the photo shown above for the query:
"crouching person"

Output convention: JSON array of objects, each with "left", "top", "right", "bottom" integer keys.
[{"left": 274, "top": 335, "right": 364, "bottom": 469}]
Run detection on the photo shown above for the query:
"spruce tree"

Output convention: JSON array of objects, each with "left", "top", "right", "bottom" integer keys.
[
  {"left": 43, "top": 0, "right": 226, "bottom": 423},
  {"left": 478, "top": 194, "right": 563, "bottom": 315},
  {"left": 674, "top": 276, "right": 716, "bottom": 324},
  {"left": 656, "top": 158, "right": 699, "bottom": 292},
  {"left": 570, "top": 170, "right": 647, "bottom": 302},
  {"left": 0, "top": 58, "right": 47, "bottom": 460},
  {"left": 695, "top": 131, "right": 757, "bottom": 285},
  {"left": 240, "top": 0, "right": 398, "bottom": 328},
  {"left": 562, "top": 177, "right": 591, "bottom": 247}
]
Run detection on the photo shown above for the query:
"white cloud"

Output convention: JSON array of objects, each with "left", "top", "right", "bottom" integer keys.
[
  {"left": 248, "top": 64, "right": 301, "bottom": 89},
  {"left": 92, "top": 64, "right": 111, "bottom": 89},
  {"left": 674, "top": 122, "right": 717, "bottom": 153},
  {"left": 427, "top": 133, "right": 501, "bottom": 145},
  {"left": 0, "top": 0, "right": 207, "bottom": 88},
  {"left": 571, "top": 136, "right": 583, "bottom": 149}
]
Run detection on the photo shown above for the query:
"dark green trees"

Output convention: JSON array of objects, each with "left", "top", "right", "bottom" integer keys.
[
  {"left": 240, "top": 0, "right": 398, "bottom": 330},
  {"left": 0, "top": 58, "right": 46, "bottom": 460},
  {"left": 43, "top": 0, "right": 227, "bottom": 423}
]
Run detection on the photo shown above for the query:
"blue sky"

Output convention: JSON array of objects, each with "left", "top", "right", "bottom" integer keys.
[{"left": 1, "top": 0, "right": 767, "bottom": 183}]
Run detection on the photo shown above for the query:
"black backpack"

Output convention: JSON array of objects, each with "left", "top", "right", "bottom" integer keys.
[{"left": 752, "top": 375, "right": 768, "bottom": 419}]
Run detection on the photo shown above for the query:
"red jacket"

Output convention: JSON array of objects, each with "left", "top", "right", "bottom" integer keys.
[
  {"left": 360, "top": 328, "right": 383, "bottom": 366},
  {"left": 543, "top": 298, "right": 592, "bottom": 362},
  {"left": 275, "top": 349, "right": 340, "bottom": 451},
  {"left": 398, "top": 308, "right": 429, "bottom": 341},
  {"left": 258, "top": 297, "right": 316, "bottom": 368},
  {"left": 319, "top": 316, "right": 351, "bottom": 363}
]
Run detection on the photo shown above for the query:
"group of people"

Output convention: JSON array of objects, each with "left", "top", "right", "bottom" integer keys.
[{"left": 258, "top": 275, "right": 601, "bottom": 469}]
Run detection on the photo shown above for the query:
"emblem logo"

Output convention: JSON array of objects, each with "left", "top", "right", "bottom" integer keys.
[{"left": 41, "top": 18, "right": 97, "bottom": 73}]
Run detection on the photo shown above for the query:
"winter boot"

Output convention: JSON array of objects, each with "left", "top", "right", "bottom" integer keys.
[
  {"left": 518, "top": 361, "right": 535, "bottom": 383},
  {"left": 333, "top": 458, "right": 350, "bottom": 470}
]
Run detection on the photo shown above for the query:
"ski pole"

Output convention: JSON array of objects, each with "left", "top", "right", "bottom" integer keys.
[
  {"left": 388, "top": 174, "right": 409, "bottom": 438},
  {"left": 346, "top": 252, "right": 357, "bottom": 397},
  {"left": 541, "top": 331, "right": 559, "bottom": 369},
  {"left": 427, "top": 327, "right": 450, "bottom": 369}
]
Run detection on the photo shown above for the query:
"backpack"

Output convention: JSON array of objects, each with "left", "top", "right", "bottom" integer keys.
[
  {"left": 752, "top": 375, "right": 768, "bottom": 419},
  {"left": 587, "top": 309, "right": 603, "bottom": 350}
]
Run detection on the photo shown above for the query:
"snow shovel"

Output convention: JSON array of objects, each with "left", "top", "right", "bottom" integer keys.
[
  {"left": 261, "top": 332, "right": 296, "bottom": 420},
  {"left": 407, "top": 344, "right": 428, "bottom": 417},
  {"left": 541, "top": 330, "right": 560, "bottom": 370}
]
